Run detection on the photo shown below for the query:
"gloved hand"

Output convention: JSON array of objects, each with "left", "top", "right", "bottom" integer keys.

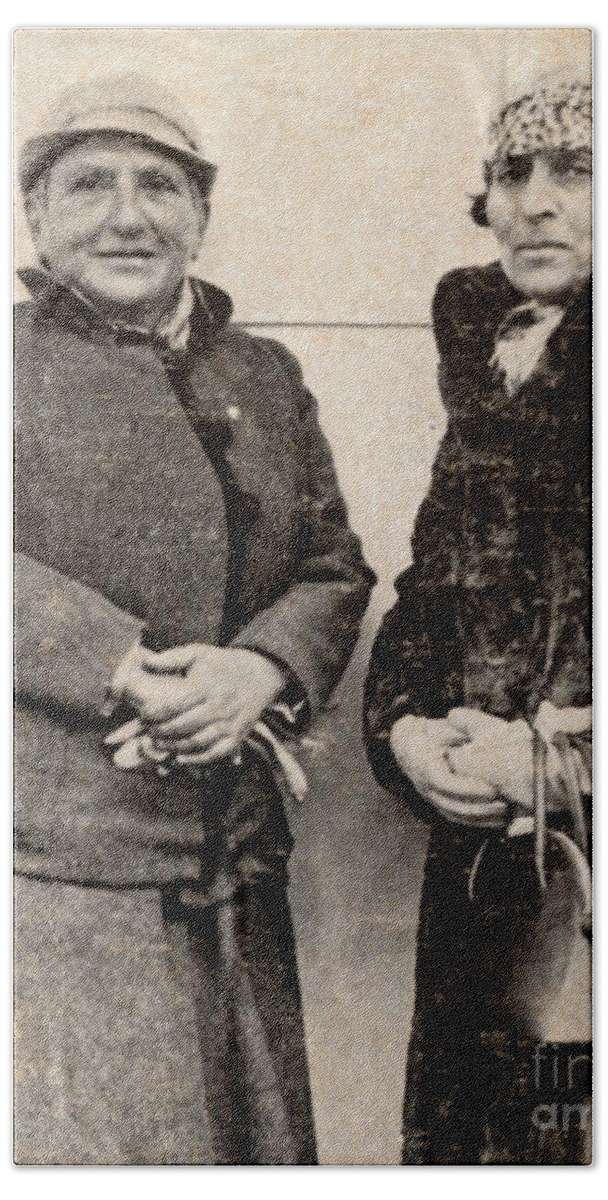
[
  {"left": 389, "top": 713, "right": 507, "bottom": 828},
  {"left": 445, "top": 707, "right": 585, "bottom": 812},
  {"left": 535, "top": 701, "right": 591, "bottom": 797}
]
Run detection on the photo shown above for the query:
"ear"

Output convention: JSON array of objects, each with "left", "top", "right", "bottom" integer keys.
[
  {"left": 197, "top": 199, "right": 210, "bottom": 242},
  {"left": 189, "top": 198, "right": 210, "bottom": 260}
]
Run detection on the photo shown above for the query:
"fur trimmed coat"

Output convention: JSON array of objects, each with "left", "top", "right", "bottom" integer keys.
[{"left": 364, "top": 261, "right": 591, "bottom": 1164}]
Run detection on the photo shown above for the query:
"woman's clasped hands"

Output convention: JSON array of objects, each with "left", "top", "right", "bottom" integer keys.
[
  {"left": 103, "top": 640, "right": 286, "bottom": 771},
  {"left": 389, "top": 705, "right": 591, "bottom": 829}
]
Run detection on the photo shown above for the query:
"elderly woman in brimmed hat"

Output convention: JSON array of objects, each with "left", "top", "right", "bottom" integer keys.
[
  {"left": 364, "top": 76, "right": 592, "bottom": 1164},
  {"left": 14, "top": 75, "right": 373, "bottom": 1164}
]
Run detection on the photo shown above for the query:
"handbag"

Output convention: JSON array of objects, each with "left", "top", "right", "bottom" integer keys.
[{"left": 468, "top": 717, "right": 591, "bottom": 1043}]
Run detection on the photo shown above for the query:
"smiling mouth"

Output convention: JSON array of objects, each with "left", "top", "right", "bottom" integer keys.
[{"left": 516, "top": 242, "right": 569, "bottom": 252}]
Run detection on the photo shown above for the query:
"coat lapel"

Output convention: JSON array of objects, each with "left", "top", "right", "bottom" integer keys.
[{"left": 16, "top": 318, "right": 230, "bottom": 647}]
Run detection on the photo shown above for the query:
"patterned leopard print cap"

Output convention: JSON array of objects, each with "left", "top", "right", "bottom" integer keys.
[{"left": 487, "top": 80, "right": 591, "bottom": 166}]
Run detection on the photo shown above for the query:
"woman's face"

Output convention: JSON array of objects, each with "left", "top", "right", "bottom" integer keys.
[
  {"left": 486, "top": 148, "right": 591, "bottom": 301},
  {"left": 26, "top": 135, "right": 208, "bottom": 325}
]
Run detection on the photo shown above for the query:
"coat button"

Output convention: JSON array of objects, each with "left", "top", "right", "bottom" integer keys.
[{"left": 226, "top": 404, "right": 241, "bottom": 421}]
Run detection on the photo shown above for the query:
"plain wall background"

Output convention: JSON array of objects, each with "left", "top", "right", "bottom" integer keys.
[{"left": 13, "top": 27, "right": 591, "bottom": 1164}]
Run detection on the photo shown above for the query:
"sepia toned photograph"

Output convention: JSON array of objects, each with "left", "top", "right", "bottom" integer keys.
[{"left": 13, "top": 26, "right": 592, "bottom": 1166}]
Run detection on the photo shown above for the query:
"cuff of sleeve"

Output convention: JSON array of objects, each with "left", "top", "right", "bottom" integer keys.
[{"left": 230, "top": 644, "right": 310, "bottom": 732}]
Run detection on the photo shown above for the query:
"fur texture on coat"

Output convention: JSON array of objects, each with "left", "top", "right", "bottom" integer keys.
[
  {"left": 363, "top": 261, "right": 591, "bottom": 1165},
  {"left": 365, "top": 260, "right": 591, "bottom": 822}
]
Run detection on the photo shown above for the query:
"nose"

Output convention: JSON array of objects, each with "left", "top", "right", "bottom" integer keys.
[
  {"left": 110, "top": 176, "right": 148, "bottom": 235},
  {"left": 520, "top": 159, "right": 560, "bottom": 221}
]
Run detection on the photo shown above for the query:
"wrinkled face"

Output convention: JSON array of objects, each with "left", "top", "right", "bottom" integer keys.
[
  {"left": 26, "top": 135, "right": 208, "bottom": 322},
  {"left": 486, "top": 148, "right": 591, "bottom": 300}
]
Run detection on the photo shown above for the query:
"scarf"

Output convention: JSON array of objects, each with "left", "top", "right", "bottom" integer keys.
[{"left": 490, "top": 300, "right": 564, "bottom": 396}]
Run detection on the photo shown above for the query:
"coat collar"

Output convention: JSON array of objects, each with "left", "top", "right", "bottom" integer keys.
[
  {"left": 18, "top": 266, "right": 234, "bottom": 355},
  {"left": 483, "top": 259, "right": 591, "bottom": 331}
]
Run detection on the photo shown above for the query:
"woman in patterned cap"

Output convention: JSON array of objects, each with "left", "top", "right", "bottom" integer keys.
[{"left": 364, "top": 75, "right": 592, "bottom": 1164}]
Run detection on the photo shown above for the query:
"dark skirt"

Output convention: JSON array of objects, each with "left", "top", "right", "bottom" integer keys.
[{"left": 402, "top": 824, "right": 591, "bottom": 1165}]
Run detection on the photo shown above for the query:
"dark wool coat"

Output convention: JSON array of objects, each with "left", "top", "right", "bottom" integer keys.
[
  {"left": 364, "top": 261, "right": 591, "bottom": 1165},
  {"left": 14, "top": 269, "right": 374, "bottom": 1165},
  {"left": 15, "top": 269, "right": 374, "bottom": 889}
]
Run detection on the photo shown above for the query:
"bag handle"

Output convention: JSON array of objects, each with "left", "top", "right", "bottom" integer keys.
[
  {"left": 469, "top": 715, "right": 590, "bottom": 918},
  {"left": 532, "top": 717, "right": 591, "bottom": 931},
  {"left": 532, "top": 727, "right": 548, "bottom": 893}
]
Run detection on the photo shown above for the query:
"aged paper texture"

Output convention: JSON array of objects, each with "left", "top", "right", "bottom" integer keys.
[{"left": 13, "top": 27, "right": 591, "bottom": 1165}]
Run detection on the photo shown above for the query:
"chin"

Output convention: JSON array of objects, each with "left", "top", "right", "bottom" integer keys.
[
  {"left": 80, "top": 272, "right": 168, "bottom": 313},
  {"left": 513, "top": 270, "right": 580, "bottom": 301}
]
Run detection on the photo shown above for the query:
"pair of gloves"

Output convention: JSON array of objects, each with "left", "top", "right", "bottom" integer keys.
[{"left": 390, "top": 702, "right": 591, "bottom": 830}]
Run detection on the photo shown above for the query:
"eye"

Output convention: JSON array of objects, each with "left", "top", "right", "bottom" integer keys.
[
  {"left": 493, "top": 157, "right": 533, "bottom": 186},
  {"left": 554, "top": 164, "right": 592, "bottom": 183},
  {"left": 69, "top": 172, "right": 107, "bottom": 193},
  {"left": 139, "top": 170, "right": 180, "bottom": 194},
  {"left": 549, "top": 151, "right": 592, "bottom": 184}
]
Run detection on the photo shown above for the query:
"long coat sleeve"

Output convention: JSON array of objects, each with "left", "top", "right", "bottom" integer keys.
[
  {"left": 362, "top": 425, "right": 466, "bottom": 821},
  {"left": 232, "top": 339, "right": 373, "bottom": 718},
  {"left": 15, "top": 552, "right": 143, "bottom": 722}
]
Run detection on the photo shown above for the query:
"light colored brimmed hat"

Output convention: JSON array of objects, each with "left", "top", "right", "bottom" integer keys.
[{"left": 19, "top": 73, "right": 217, "bottom": 196}]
